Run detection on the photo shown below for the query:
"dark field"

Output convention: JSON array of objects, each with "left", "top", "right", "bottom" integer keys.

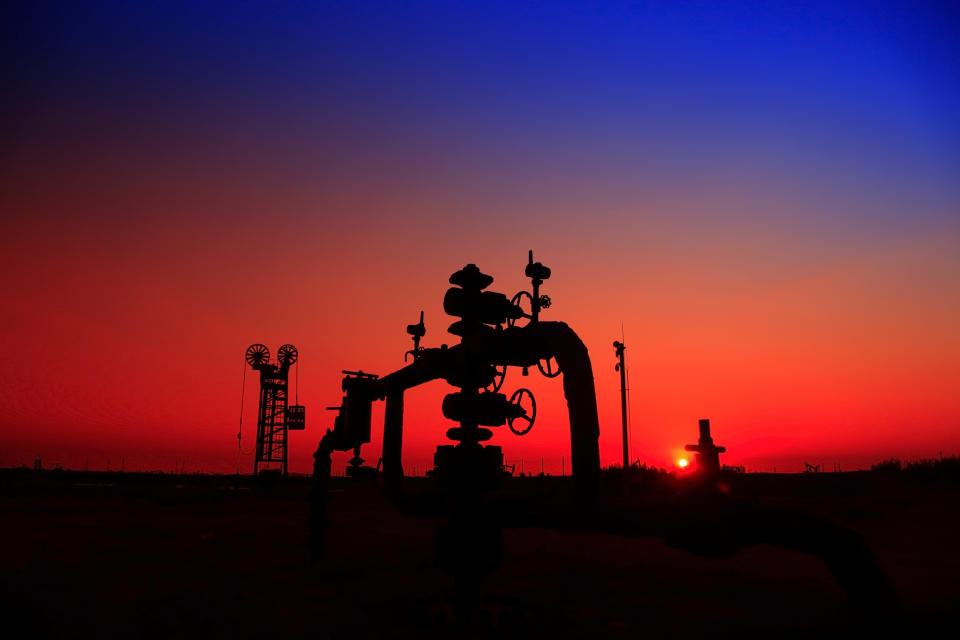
[{"left": 2, "top": 470, "right": 957, "bottom": 639}]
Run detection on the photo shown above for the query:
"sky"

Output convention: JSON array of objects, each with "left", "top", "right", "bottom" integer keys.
[{"left": 2, "top": 1, "right": 958, "bottom": 475}]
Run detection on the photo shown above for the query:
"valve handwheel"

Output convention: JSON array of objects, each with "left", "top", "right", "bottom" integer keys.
[
  {"left": 245, "top": 344, "right": 270, "bottom": 367},
  {"left": 508, "top": 388, "right": 536, "bottom": 435},
  {"left": 278, "top": 344, "right": 298, "bottom": 365},
  {"left": 507, "top": 291, "right": 534, "bottom": 328},
  {"left": 484, "top": 364, "right": 507, "bottom": 394},
  {"left": 537, "top": 356, "right": 561, "bottom": 378}
]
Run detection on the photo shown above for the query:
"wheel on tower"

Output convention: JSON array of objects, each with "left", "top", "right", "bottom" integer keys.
[
  {"left": 278, "top": 344, "right": 298, "bottom": 365},
  {"left": 245, "top": 344, "right": 270, "bottom": 367}
]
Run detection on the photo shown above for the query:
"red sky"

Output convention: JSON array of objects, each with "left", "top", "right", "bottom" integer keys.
[
  {"left": 2, "top": 2, "right": 959, "bottom": 474},
  {"left": 2, "top": 202, "right": 957, "bottom": 474}
]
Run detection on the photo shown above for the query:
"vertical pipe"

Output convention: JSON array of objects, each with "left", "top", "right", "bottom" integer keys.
[
  {"left": 382, "top": 391, "right": 405, "bottom": 490},
  {"left": 532, "top": 322, "right": 601, "bottom": 496}
]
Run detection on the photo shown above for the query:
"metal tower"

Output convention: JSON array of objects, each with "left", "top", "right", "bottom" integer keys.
[{"left": 245, "top": 343, "right": 306, "bottom": 476}]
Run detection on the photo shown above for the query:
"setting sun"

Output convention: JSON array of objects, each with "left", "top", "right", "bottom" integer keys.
[{"left": 677, "top": 458, "right": 689, "bottom": 468}]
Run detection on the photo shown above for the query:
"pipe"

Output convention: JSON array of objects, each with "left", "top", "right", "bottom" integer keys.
[
  {"left": 521, "top": 321, "right": 601, "bottom": 497},
  {"left": 493, "top": 494, "right": 898, "bottom": 618},
  {"left": 382, "top": 390, "right": 404, "bottom": 491}
]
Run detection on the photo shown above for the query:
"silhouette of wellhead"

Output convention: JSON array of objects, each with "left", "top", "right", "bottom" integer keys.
[
  {"left": 685, "top": 418, "right": 726, "bottom": 474},
  {"left": 308, "top": 251, "right": 899, "bottom": 626}
]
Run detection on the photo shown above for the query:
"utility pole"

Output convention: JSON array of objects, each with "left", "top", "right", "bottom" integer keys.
[{"left": 614, "top": 340, "right": 629, "bottom": 468}]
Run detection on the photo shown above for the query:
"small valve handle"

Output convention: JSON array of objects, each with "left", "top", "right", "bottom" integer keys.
[
  {"left": 525, "top": 249, "right": 551, "bottom": 282},
  {"left": 405, "top": 311, "right": 426, "bottom": 361},
  {"left": 507, "top": 388, "right": 537, "bottom": 436},
  {"left": 406, "top": 310, "right": 426, "bottom": 338}
]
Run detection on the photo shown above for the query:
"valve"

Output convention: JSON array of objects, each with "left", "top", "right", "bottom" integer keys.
[
  {"left": 536, "top": 357, "right": 561, "bottom": 378},
  {"left": 507, "top": 388, "right": 536, "bottom": 435},
  {"left": 443, "top": 264, "right": 521, "bottom": 336},
  {"left": 509, "top": 250, "right": 553, "bottom": 327},
  {"left": 524, "top": 250, "right": 551, "bottom": 282},
  {"left": 507, "top": 291, "right": 534, "bottom": 328},
  {"left": 484, "top": 364, "right": 507, "bottom": 393},
  {"left": 405, "top": 311, "right": 426, "bottom": 361}
]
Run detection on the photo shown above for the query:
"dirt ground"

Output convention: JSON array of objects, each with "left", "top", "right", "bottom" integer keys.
[{"left": 1, "top": 471, "right": 957, "bottom": 638}]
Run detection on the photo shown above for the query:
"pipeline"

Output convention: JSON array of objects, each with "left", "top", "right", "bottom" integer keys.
[{"left": 497, "top": 492, "right": 897, "bottom": 619}]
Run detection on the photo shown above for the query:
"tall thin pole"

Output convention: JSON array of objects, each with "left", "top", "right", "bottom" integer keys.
[{"left": 614, "top": 339, "right": 629, "bottom": 468}]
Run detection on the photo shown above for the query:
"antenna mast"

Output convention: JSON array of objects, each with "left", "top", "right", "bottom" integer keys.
[{"left": 613, "top": 337, "right": 629, "bottom": 468}]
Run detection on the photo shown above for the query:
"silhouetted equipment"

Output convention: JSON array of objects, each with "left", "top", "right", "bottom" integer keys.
[
  {"left": 684, "top": 419, "right": 726, "bottom": 474},
  {"left": 506, "top": 388, "right": 536, "bottom": 435},
  {"left": 339, "top": 370, "right": 378, "bottom": 477},
  {"left": 405, "top": 311, "right": 426, "bottom": 361},
  {"left": 804, "top": 461, "right": 821, "bottom": 473},
  {"left": 309, "top": 253, "right": 897, "bottom": 623},
  {"left": 244, "top": 343, "right": 306, "bottom": 476},
  {"left": 313, "top": 251, "right": 603, "bottom": 615},
  {"left": 287, "top": 405, "right": 306, "bottom": 430},
  {"left": 507, "top": 251, "right": 560, "bottom": 378},
  {"left": 614, "top": 339, "right": 629, "bottom": 468},
  {"left": 509, "top": 250, "right": 552, "bottom": 326}
]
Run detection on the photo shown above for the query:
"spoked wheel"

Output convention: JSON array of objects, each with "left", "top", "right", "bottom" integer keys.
[
  {"left": 484, "top": 364, "right": 507, "bottom": 394},
  {"left": 507, "top": 291, "right": 534, "bottom": 328},
  {"left": 537, "top": 356, "right": 561, "bottom": 378},
  {"left": 278, "top": 344, "right": 298, "bottom": 365},
  {"left": 508, "top": 388, "right": 536, "bottom": 436},
  {"left": 245, "top": 344, "right": 270, "bottom": 367}
]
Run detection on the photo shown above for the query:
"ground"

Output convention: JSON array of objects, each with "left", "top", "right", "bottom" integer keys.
[{"left": 1, "top": 471, "right": 957, "bottom": 638}]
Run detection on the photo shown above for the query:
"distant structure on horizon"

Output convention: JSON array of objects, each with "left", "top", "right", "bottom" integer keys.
[
  {"left": 244, "top": 343, "right": 306, "bottom": 476},
  {"left": 685, "top": 419, "right": 726, "bottom": 474}
]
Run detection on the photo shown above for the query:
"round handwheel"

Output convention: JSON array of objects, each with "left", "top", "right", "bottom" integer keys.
[
  {"left": 245, "top": 344, "right": 270, "bottom": 367},
  {"left": 278, "top": 344, "right": 298, "bottom": 365},
  {"left": 508, "top": 388, "right": 536, "bottom": 436},
  {"left": 507, "top": 291, "right": 534, "bottom": 328},
  {"left": 484, "top": 364, "right": 507, "bottom": 394},
  {"left": 537, "top": 356, "right": 561, "bottom": 378}
]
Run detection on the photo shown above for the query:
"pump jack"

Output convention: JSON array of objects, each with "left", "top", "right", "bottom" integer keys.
[{"left": 309, "top": 252, "right": 897, "bottom": 623}]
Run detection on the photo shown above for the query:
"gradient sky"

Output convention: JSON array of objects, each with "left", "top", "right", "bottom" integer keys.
[{"left": 2, "top": 1, "right": 959, "bottom": 474}]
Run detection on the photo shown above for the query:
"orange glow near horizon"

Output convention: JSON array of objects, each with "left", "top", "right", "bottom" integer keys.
[
  {"left": 3, "top": 3, "right": 960, "bottom": 476},
  {"left": 1, "top": 216, "right": 958, "bottom": 476}
]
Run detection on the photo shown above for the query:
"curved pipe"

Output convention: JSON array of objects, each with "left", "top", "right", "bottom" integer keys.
[{"left": 513, "top": 321, "right": 601, "bottom": 497}]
